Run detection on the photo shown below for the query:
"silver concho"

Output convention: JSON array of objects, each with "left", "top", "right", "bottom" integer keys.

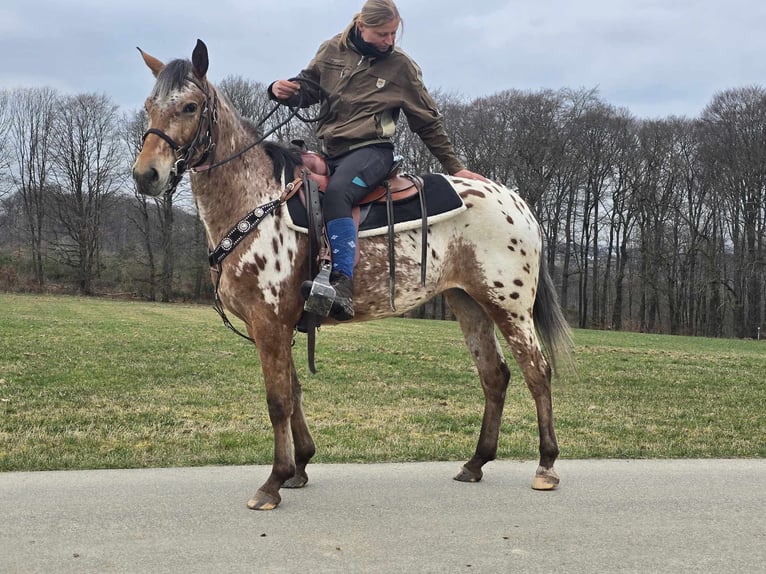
[
  {"left": 254, "top": 208, "right": 264, "bottom": 218},
  {"left": 221, "top": 238, "right": 234, "bottom": 251},
  {"left": 237, "top": 220, "right": 250, "bottom": 233}
]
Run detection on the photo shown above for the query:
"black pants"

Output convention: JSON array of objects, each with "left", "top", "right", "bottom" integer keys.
[{"left": 323, "top": 145, "right": 395, "bottom": 222}]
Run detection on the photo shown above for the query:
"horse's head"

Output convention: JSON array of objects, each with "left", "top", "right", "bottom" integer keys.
[{"left": 132, "top": 39, "right": 217, "bottom": 197}]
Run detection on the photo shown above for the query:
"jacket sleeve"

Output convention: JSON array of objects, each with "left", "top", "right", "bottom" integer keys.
[{"left": 399, "top": 60, "right": 465, "bottom": 175}]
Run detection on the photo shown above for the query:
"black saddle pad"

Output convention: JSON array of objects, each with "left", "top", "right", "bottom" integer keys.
[{"left": 285, "top": 173, "right": 464, "bottom": 236}]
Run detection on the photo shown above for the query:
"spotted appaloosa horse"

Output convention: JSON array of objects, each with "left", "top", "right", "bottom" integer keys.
[{"left": 132, "top": 40, "right": 572, "bottom": 510}]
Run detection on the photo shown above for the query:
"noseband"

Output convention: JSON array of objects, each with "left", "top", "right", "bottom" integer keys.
[{"left": 142, "top": 76, "right": 218, "bottom": 193}]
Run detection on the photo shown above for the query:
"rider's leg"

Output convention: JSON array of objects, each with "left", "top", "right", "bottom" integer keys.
[{"left": 323, "top": 145, "right": 394, "bottom": 320}]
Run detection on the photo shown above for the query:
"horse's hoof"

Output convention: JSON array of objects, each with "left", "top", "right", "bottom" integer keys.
[
  {"left": 454, "top": 465, "right": 483, "bottom": 483},
  {"left": 282, "top": 474, "right": 308, "bottom": 489},
  {"left": 531, "top": 466, "right": 560, "bottom": 490},
  {"left": 247, "top": 489, "right": 281, "bottom": 510}
]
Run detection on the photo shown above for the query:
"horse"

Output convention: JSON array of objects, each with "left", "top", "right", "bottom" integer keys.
[{"left": 132, "top": 40, "right": 572, "bottom": 511}]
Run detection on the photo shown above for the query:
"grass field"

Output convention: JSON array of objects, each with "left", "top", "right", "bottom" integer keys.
[{"left": 1, "top": 293, "right": 764, "bottom": 471}]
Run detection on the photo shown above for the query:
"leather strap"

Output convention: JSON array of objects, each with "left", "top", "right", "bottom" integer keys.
[
  {"left": 411, "top": 175, "right": 427, "bottom": 286},
  {"left": 385, "top": 180, "right": 396, "bottom": 311},
  {"left": 303, "top": 169, "right": 324, "bottom": 374}
]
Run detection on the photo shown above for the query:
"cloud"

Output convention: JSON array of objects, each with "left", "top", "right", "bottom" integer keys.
[{"left": 2, "top": 0, "right": 766, "bottom": 120}]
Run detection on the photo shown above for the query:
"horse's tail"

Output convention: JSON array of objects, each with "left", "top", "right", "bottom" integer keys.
[{"left": 533, "top": 248, "right": 573, "bottom": 373}]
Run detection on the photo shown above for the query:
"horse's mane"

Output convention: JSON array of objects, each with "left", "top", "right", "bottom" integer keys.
[{"left": 262, "top": 141, "right": 303, "bottom": 184}]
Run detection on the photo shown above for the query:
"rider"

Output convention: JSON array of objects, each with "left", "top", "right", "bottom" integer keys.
[{"left": 269, "top": 0, "right": 487, "bottom": 321}]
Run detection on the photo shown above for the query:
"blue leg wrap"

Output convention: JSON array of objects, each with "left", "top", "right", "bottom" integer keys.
[{"left": 326, "top": 217, "right": 356, "bottom": 278}]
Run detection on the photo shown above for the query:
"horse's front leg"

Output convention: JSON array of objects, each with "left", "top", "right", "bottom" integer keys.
[
  {"left": 247, "top": 326, "right": 296, "bottom": 511},
  {"left": 281, "top": 356, "right": 316, "bottom": 489}
]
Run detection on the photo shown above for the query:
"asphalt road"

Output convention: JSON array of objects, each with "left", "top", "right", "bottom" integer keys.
[{"left": 1, "top": 459, "right": 764, "bottom": 573}]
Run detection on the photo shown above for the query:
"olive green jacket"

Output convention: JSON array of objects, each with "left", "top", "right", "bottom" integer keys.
[{"left": 274, "top": 33, "right": 465, "bottom": 174}]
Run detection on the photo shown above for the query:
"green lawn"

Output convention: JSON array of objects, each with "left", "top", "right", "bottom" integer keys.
[{"left": 1, "top": 293, "right": 764, "bottom": 471}]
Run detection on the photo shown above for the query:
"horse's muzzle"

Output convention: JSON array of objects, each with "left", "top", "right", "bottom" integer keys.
[{"left": 132, "top": 164, "right": 167, "bottom": 197}]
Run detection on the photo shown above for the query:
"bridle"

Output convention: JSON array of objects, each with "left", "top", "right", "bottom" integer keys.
[
  {"left": 142, "top": 75, "right": 219, "bottom": 193},
  {"left": 141, "top": 76, "right": 327, "bottom": 195}
]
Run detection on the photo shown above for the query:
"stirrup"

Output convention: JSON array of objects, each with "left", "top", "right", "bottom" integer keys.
[{"left": 303, "top": 263, "right": 336, "bottom": 317}]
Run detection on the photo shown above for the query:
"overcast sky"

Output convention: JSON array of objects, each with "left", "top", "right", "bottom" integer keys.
[{"left": 2, "top": 0, "right": 764, "bottom": 120}]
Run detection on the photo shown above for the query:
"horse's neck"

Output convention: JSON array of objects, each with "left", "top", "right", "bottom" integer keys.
[{"left": 191, "top": 102, "right": 281, "bottom": 244}]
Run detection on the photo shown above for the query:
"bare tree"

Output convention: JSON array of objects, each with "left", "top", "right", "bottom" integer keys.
[
  {"left": 700, "top": 87, "right": 766, "bottom": 338},
  {"left": 596, "top": 111, "right": 635, "bottom": 330},
  {"left": 218, "top": 75, "right": 272, "bottom": 123},
  {"left": 664, "top": 118, "right": 710, "bottom": 335},
  {"left": 608, "top": 120, "right": 642, "bottom": 330},
  {"left": 502, "top": 89, "right": 567, "bottom": 208},
  {"left": 7, "top": 87, "right": 58, "bottom": 287},
  {"left": 545, "top": 89, "right": 598, "bottom": 312},
  {"left": 449, "top": 92, "right": 514, "bottom": 183},
  {"left": 568, "top": 103, "right": 626, "bottom": 328},
  {"left": 0, "top": 90, "right": 10, "bottom": 196},
  {"left": 49, "top": 93, "right": 123, "bottom": 295}
]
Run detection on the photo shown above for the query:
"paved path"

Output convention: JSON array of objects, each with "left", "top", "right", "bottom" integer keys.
[{"left": 1, "top": 460, "right": 764, "bottom": 573}]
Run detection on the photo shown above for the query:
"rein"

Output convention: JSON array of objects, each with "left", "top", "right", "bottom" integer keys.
[
  {"left": 193, "top": 80, "right": 328, "bottom": 174},
  {"left": 196, "top": 77, "right": 328, "bottom": 174}
]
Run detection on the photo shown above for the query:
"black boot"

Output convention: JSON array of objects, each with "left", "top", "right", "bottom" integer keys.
[
  {"left": 300, "top": 280, "right": 313, "bottom": 301},
  {"left": 329, "top": 272, "right": 354, "bottom": 321}
]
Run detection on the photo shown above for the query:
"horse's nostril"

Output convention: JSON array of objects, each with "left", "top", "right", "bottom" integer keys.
[
  {"left": 133, "top": 167, "right": 159, "bottom": 185},
  {"left": 132, "top": 167, "right": 162, "bottom": 196}
]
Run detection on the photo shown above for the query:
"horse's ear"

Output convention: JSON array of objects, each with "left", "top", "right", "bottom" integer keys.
[
  {"left": 192, "top": 39, "right": 209, "bottom": 81},
  {"left": 137, "top": 47, "right": 165, "bottom": 78}
]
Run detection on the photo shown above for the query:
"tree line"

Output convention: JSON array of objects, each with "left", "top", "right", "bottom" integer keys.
[{"left": 0, "top": 79, "right": 764, "bottom": 339}]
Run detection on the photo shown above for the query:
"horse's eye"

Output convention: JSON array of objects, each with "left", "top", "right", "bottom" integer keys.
[{"left": 183, "top": 103, "right": 198, "bottom": 114}]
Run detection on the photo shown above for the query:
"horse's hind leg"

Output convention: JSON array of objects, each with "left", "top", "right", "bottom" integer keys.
[
  {"left": 502, "top": 322, "right": 560, "bottom": 490},
  {"left": 282, "top": 357, "right": 316, "bottom": 489},
  {"left": 445, "top": 289, "right": 511, "bottom": 483}
]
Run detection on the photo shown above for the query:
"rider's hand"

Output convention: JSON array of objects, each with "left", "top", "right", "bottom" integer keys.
[
  {"left": 271, "top": 80, "right": 301, "bottom": 100},
  {"left": 453, "top": 168, "right": 491, "bottom": 183}
]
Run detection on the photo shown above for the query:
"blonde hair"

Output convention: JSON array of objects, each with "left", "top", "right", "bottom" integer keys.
[{"left": 340, "top": 0, "right": 403, "bottom": 46}]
